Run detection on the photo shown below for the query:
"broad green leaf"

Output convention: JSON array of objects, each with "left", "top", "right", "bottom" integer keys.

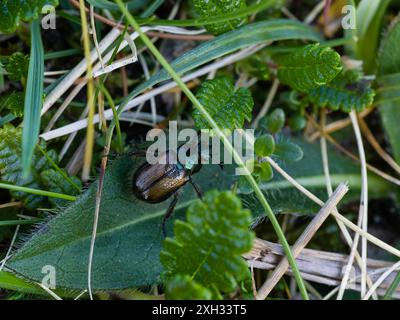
[
  {"left": 376, "top": 73, "right": 400, "bottom": 104},
  {"left": 377, "top": 16, "right": 400, "bottom": 164},
  {"left": 165, "top": 275, "right": 212, "bottom": 300},
  {"left": 276, "top": 44, "right": 342, "bottom": 92},
  {"left": 161, "top": 190, "right": 254, "bottom": 298},
  {"left": 193, "top": 77, "right": 253, "bottom": 130},
  {"left": 192, "top": 0, "right": 247, "bottom": 35},
  {"left": 119, "top": 20, "right": 321, "bottom": 112},
  {"left": 0, "top": 0, "right": 58, "bottom": 33},
  {"left": 6, "top": 140, "right": 393, "bottom": 291},
  {"left": 355, "top": 0, "right": 392, "bottom": 73},
  {"left": 307, "top": 69, "right": 375, "bottom": 112},
  {"left": 22, "top": 20, "right": 44, "bottom": 177},
  {"left": 6, "top": 156, "right": 236, "bottom": 290}
]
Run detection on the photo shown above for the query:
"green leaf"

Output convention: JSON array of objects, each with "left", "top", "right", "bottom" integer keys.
[
  {"left": 120, "top": 20, "right": 321, "bottom": 109},
  {"left": 255, "top": 134, "right": 275, "bottom": 157},
  {"left": 0, "top": 271, "right": 74, "bottom": 297},
  {"left": 276, "top": 44, "right": 342, "bottom": 92},
  {"left": 256, "top": 161, "right": 273, "bottom": 182},
  {"left": 6, "top": 156, "right": 236, "bottom": 290},
  {"left": 273, "top": 137, "right": 303, "bottom": 163},
  {"left": 86, "top": 0, "right": 150, "bottom": 11},
  {"left": 0, "top": 0, "right": 58, "bottom": 33},
  {"left": 377, "top": 16, "right": 400, "bottom": 164},
  {"left": 0, "top": 124, "right": 78, "bottom": 209},
  {"left": 161, "top": 190, "right": 254, "bottom": 298},
  {"left": 0, "top": 124, "right": 51, "bottom": 208},
  {"left": 307, "top": 69, "right": 375, "bottom": 112},
  {"left": 262, "top": 108, "right": 285, "bottom": 133},
  {"left": 193, "top": 77, "right": 254, "bottom": 130},
  {"left": 0, "top": 52, "right": 29, "bottom": 82},
  {"left": 0, "top": 91, "right": 24, "bottom": 117},
  {"left": 235, "top": 53, "right": 270, "bottom": 80},
  {"left": 355, "top": 0, "right": 391, "bottom": 73},
  {"left": 288, "top": 114, "right": 307, "bottom": 131},
  {"left": 40, "top": 169, "right": 82, "bottom": 206},
  {"left": 22, "top": 20, "right": 44, "bottom": 178},
  {"left": 165, "top": 275, "right": 213, "bottom": 300},
  {"left": 192, "top": 0, "right": 247, "bottom": 35}
]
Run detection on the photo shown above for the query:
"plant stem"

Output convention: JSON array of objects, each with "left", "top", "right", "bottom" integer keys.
[
  {"left": 115, "top": 0, "right": 309, "bottom": 300},
  {"left": 0, "top": 182, "right": 76, "bottom": 201},
  {"left": 78, "top": 0, "right": 95, "bottom": 181}
]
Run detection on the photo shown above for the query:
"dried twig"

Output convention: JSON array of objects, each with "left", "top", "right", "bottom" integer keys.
[
  {"left": 309, "top": 108, "right": 374, "bottom": 141},
  {"left": 245, "top": 238, "right": 400, "bottom": 299},
  {"left": 358, "top": 116, "right": 400, "bottom": 175},
  {"left": 319, "top": 110, "right": 377, "bottom": 300},
  {"left": 266, "top": 156, "right": 400, "bottom": 258},
  {"left": 256, "top": 183, "right": 349, "bottom": 300},
  {"left": 306, "top": 112, "right": 400, "bottom": 186}
]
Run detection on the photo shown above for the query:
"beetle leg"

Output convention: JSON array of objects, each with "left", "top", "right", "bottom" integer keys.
[
  {"left": 189, "top": 176, "right": 203, "bottom": 200},
  {"left": 161, "top": 191, "right": 180, "bottom": 237}
]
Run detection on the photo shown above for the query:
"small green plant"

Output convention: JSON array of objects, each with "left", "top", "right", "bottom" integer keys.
[
  {"left": 161, "top": 190, "right": 254, "bottom": 299},
  {"left": 192, "top": 76, "right": 254, "bottom": 130},
  {"left": 307, "top": 69, "right": 375, "bottom": 112},
  {"left": 191, "top": 0, "right": 247, "bottom": 35},
  {"left": 0, "top": 0, "right": 58, "bottom": 33},
  {"left": 0, "top": 124, "right": 81, "bottom": 208},
  {"left": 277, "top": 44, "right": 342, "bottom": 92}
]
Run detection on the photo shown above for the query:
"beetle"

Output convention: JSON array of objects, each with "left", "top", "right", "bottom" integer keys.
[{"left": 132, "top": 144, "right": 204, "bottom": 236}]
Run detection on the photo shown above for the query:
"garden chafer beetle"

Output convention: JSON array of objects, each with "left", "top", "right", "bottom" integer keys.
[{"left": 132, "top": 142, "right": 206, "bottom": 236}]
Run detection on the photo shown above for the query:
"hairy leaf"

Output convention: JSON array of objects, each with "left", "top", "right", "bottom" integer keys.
[
  {"left": 377, "top": 16, "right": 400, "bottom": 164},
  {"left": 193, "top": 77, "right": 253, "bottom": 130},
  {"left": 0, "top": 0, "right": 58, "bottom": 33},
  {"left": 6, "top": 139, "right": 392, "bottom": 291},
  {"left": 192, "top": 0, "right": 247, "bottom": 35},
  {"left": 276, "top": 44, "right": 342, "bottom": 92},
  {"left": 307, "top": 69, "right": 375, "bottom": 112},
  {"left": 6, "top": 156, "right": 236, "bottom": 290},
  {"left": 161, "top": 191, "right": 254, "bottom": 298}
]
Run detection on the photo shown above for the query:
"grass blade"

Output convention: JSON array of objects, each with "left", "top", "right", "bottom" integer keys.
[{"left": 21, "top": 19, "right": 44, "bottom": 178}]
